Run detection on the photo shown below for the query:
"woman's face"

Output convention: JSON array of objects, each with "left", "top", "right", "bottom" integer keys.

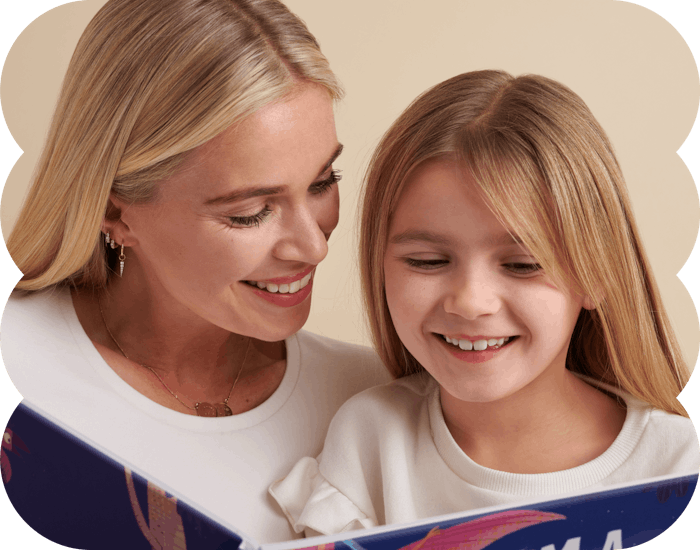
[
  {"left": 383, "top": 158, "right": 587, "bottom": 404},
  {"left": 115, "top": 84, "right": 341, "bottom": 341}
]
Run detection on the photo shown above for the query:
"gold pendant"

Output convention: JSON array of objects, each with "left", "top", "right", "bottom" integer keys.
[{"left": 195, "top": 402, "right": 233, "bottom": 417}]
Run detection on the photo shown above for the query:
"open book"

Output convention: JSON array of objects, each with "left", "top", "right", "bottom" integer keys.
[{"left": 3, "top": 401, "right": 696, "bottom": 550}]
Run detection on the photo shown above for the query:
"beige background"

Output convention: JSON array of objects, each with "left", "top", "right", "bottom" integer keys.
[{"left": 1, "top": 0, "right": 698, "bottom": 368}]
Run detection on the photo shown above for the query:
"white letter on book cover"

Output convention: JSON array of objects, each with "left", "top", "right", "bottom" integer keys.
[
  {"left": 541, "top": 538, "right": 581, "bottom": 550},
  {"left": 602, "top": 529, "right": 622, "bottom": 550}
]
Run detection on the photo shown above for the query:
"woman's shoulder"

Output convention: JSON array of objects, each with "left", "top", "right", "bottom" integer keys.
[
  {"left": 293, "top": 330, "right": 392, "bottom": 386},
  {"left": 3, "top": 287, "right": 70, "bottom": 325},
  {"left": 294, "top": 329, "right": 379, "bottom": 361},
  {"left": 2, "top": 287, "right": 72, "bottom": 344}
]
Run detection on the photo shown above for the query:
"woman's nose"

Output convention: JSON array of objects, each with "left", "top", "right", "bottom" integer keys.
[
  {"left": 273, "top": 205, "right": 333, "bottom": 265},
  {"left": 443, "top": 268, "right": 501, "bottom": 320}
]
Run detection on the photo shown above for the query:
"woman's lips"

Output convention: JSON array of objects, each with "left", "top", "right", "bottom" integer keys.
[
  {"left": 244, "top": 270, "right": 314, "bottom": 307},
  {"left": 253, "top": 266, "right": 315, "bottom": 286}
]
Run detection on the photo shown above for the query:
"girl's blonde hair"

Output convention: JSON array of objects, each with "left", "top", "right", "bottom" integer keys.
[
  {"left": 8, "top": 0, "right": 343, "bottom": 290},
  {"left": 360, "top": 70, "right": 689, "bottom": 417}
]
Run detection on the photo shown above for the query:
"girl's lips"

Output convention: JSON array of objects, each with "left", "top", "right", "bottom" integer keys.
[{"left": 437, "top": 333, "right": 517, "bottom": 364}]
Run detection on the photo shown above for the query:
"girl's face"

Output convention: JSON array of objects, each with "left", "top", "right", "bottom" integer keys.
[
  {"left": 115, "top": 84, "right": 341, "bottom": 341},
  {"left": 384, "top": 158, "right": 587, "bottom": 404}
]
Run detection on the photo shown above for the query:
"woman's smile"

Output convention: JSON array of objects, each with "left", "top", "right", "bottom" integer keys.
[{"left": 243, "top": 267, "right": 315, "bottom": 307}]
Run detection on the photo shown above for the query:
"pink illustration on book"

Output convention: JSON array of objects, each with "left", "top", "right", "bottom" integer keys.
[
  {"left": 125, "top": 467, "right": 187, "bottom": 550},
  {"left": 297, "top": 509, "right": 565, "bottom": 550},
  {"left": 399, "top": 510, "right": 567, "bottom": 550},
  {"left": 1, "top": 427, "right": 30, "bottom": 484}
]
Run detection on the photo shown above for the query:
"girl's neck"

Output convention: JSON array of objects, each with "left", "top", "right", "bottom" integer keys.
[{"left": 440, "top": 369, "right": 626, "bottom": 474}]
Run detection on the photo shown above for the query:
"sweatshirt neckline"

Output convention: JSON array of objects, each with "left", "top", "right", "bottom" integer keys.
[
  {"left": 429, "top": 375, "right": 651, "bottom": 495},
  {"left": 58, "top": 287, "right": 301, "bottom": 433}
]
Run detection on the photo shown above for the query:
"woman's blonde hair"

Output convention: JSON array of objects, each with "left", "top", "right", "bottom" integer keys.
[
  {"left": 360, "top": 70, "right": 689, "bottom": 416},
  {"left": 8, "top": 0, "right": 343, "bottom": 290}
]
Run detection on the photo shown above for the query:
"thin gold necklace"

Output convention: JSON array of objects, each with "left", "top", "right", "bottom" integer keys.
[{"left": 98, "top": 296, "right": 250, "bottom": 417}]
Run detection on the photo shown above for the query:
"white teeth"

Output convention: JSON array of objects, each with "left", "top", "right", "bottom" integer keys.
[
  {"left": 473, "top": 340, "right": 488, "bottom": 351},
  {"left": 442, "top": 335, "right": 511, "bottom": 351},
  {"left": 248, "top": 271, "right": 313, "bottom": 294},
  {"left": 458, "top": 339, "right": 473, "bottom": 351}
]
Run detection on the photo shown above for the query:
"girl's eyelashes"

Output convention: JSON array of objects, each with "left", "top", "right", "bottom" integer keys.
[
  {"left": 403, "top": 258, "right": 542, "bottom": 275},
  {"left": 404, "top": 258, "right": 448, "bottom": 269},
  {"left": 227, "top": 206, "right": 273, "bottom": 228},
  {"left": 310, "top": 169, "right": 342, "bottom": 195},
  {"left": 504, "top": 262, "right": 542, "bottom": 275}
]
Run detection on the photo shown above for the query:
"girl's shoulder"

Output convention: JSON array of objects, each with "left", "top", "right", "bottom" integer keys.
[{"left": 323, "top": 373, "right": 437, "bottom": 443}]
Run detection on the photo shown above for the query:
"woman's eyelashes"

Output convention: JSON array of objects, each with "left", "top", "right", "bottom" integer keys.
[
  {"left": 228, "top": 206, "right": 273, "bottom": 228},
  {"left": 310, "top": 169, "right": 342, "bottom": 195},
  {"left": 226, "top": 170, "right": 341, "bottom": 228}
]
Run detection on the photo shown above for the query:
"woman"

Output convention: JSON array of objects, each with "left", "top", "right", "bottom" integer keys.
[{"left": 1, "top": 0, "right": 388, "bottom": 544}]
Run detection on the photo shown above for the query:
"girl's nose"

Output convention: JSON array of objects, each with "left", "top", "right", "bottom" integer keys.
[{"left": 443, "top": 269, "right": 501, "bottom": 320}]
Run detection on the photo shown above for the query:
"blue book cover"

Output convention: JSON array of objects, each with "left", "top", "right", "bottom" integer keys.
[{"left": 2, "top": 400, "right": 697, "bottom": 550}]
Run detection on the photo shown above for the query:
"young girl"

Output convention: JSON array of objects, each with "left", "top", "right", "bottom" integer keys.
[{"left": 270, "top": 70, "right": 699, "bottom": 536}]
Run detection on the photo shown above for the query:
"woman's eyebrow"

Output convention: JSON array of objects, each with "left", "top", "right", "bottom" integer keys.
[
  {"left": 318, "top": 142, "right": 344, "bottom": 176},
  {"left": 205, "top": 143, "right": 344, "bottom": 206}
]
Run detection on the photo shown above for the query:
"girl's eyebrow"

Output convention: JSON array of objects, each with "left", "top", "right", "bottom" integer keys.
[
  {"left": 204, "top": 143, "right": 344, "bottom": 206},
  {"left": 389, "top": 230, "right": 453, "bottom": 246},
  {"left": 389, "top": 229, "right": 523, "bottom": 247}
]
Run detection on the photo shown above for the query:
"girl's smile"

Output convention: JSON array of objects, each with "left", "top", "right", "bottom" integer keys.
[
  {"left": 384, "top": 157, "right": 591, "bottom": 405},
  {"left": 437, "top": 333, "right": 517, "bottom": 364}
]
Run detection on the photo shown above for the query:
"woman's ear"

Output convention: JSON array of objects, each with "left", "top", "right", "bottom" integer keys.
[
  {"left": 582, "top": 295, "right": 596, "bottom": 311},
  {"left": 101, "top": 194, "right": 137, "bottom": 246}
]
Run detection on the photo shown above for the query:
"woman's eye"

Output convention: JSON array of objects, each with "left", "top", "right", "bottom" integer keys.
[
  {"left": 310, "top": 169, "right": 342, "bottom": 195},
  {"left": 404, "top": 258, "right": 447, "bottom": 269},
  {"left": 228, "top": 206, "right": 273, "bottom": 228},
  {"left": 504, "top": 262, "right": 542, "bottom": 275}
]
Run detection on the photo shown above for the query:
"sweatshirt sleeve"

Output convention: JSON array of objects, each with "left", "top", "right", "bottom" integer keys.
[{"left": 269, "top": 455, "right": 377, "bottom": 537}]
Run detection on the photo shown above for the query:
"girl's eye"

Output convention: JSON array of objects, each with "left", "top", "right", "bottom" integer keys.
[
  {"left": 228, "top": 206, "right": 273, "bottom": 228},
  {"left": 404, "top": 258, "right": 448, "bottom": 270},
  {"left": 504, "top": 262, "right": 542, "bottom": 275},
  {"left": 310, "top": 169, "right": 342, "bottom": 195}
]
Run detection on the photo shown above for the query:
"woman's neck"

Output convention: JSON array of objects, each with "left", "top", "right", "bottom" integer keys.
[
  {"left": 71, "top": 272, "right": 286, "bottom": 415},
  {"left": 440, "top": 368, "right": 627, "bottom": 474}
]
